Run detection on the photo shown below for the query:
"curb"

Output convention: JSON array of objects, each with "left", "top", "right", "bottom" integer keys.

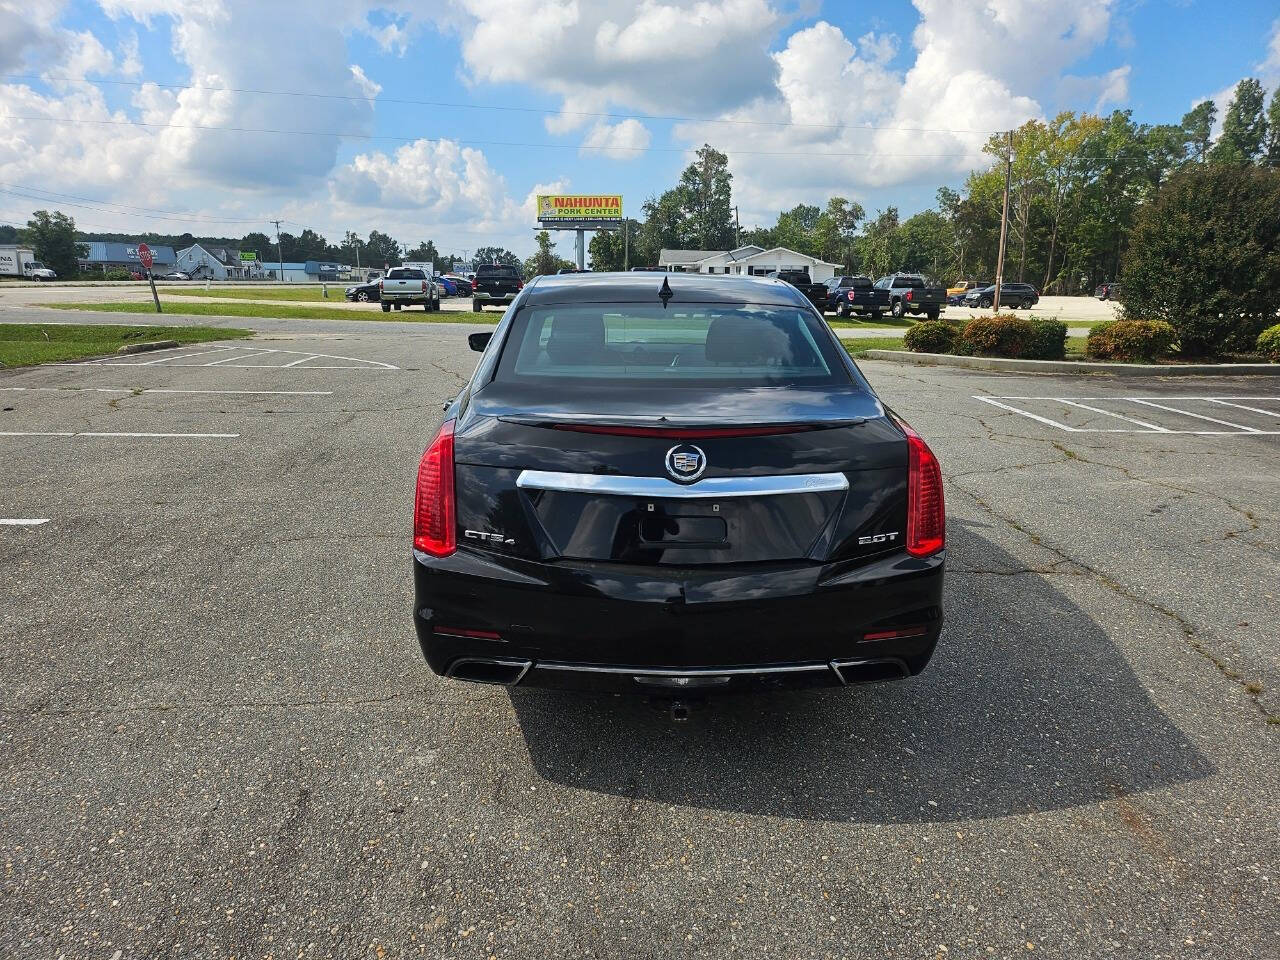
[
  {"left": 117, "top": 339, "right": 179, "bottom": 355},
  {"left": 859, "top": 350, "right": 1280, "bottom": 377}
]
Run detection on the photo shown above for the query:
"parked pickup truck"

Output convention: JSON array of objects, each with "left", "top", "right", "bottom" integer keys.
[
  {"left": 875, "top": 274, "right": 946, "bottom": 320},
  {"left": 472, "top": 263, "right": 522, "bottom": 312},
  {"left": 379, "top": 267, "right": 439, "bottom": 313},
  {"left": 825, "top": 275, "right": 890, "bottom": 319},
  {"left": 774, "top": 269, "right": 829, "bottom": 309}
]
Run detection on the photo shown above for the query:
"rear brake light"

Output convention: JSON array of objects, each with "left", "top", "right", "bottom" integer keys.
[
  {"left": 896, "top": 418, "right": 944, "bottom": 557},
  {"left": 517, "top": 280, "right": 524, "bottom": 290},
  {"left": 414, "top": 419, "right": 456, "bottom": 556},
  {"left": 862, "top": 625, "right": 928, "bottom": 641},
  {"left": 549, "top": 423, "right": 817, "bottom": 439},
  {"left": 434, "top": 626, "right": 501, "bottom": 640},
  {"left": 905, "top": 290, "right": 913, "bottom": 302},
  {"left": 847, "top": 291, "right": 855, "bottom": 301}
]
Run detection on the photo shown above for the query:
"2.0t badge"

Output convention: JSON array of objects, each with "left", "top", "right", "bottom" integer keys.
[{"left": 665, "top": 443, "right": 707, "bottom": 483}]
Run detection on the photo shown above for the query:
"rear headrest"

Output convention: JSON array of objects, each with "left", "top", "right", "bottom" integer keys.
[
  {"left": 704, "top": 315, "right": 790, "bottom": 365},
  {"left": 547, "top": 315, "right": 606, "bottom": 364}
]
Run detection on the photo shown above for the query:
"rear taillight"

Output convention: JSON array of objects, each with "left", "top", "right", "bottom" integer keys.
[
  {"left": 413, "top": 419, "right": 456, "bottom": 556},
  {"left": 905, "top": 290, "right": 913, "bottom": 302},
  {"left": 421, "top": 280, "right": 426, "bottom": 293},
  {"left": 847, "top": 291, "right": 855, "bottom": 301},
  {"left": 899, "top": 420, "right": 944, "bottom": 557}
]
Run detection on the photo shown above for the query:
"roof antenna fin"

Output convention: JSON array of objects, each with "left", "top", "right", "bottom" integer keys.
[{"left": 658, "top": 275, "right": 673, "bottom": 309}]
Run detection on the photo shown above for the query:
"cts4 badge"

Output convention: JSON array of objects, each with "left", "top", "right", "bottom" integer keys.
[
  {"left": 465, "top": 529, "right": 515, "bottom": 546},
  {"left": 665, "top": 444, "right": 707, "bottom": 483}
]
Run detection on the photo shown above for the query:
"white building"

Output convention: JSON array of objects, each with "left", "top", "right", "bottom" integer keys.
[
  {"left": 658, "top": 246, "right": 840, "bottom": 282},
  {"left": 174, "top": 244, "right": 266, "bottom": 280}
]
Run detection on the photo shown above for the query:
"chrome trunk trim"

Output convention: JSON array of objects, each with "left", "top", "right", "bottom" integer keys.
[{"left": 515, "top": 470, "right": 848, "bottom": 499}]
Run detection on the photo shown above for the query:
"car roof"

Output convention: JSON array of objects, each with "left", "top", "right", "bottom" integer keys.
[{"left": 522, "top": 271, "right": 811, "bottom": 307}]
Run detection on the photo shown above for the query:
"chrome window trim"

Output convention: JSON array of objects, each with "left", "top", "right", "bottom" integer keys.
[{"left": 515, "top": 470, "right": 848, "bottom": 499}]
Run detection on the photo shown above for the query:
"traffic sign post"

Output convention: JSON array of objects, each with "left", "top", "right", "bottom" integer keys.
[{"left": 138, "top": 243, "right": 162, "bottom": 314}]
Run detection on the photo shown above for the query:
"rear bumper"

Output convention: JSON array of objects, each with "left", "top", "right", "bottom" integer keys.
[
  {"left": 413, "top": 547, "right": 944, "bottom": 693},
  {"left": 473, "top": 291, "right": 516, "bottom": 304}
]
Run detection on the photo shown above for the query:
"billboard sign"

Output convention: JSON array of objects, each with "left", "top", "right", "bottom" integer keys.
[
  {"left": 404, "top": 261, "right": 435, "bottom": 276},
  {"left": 537, "top": 194, "right": 623, "bottom": 222},
  {"left": 240, "top": 251, "right": 257, "bottom": 262}
]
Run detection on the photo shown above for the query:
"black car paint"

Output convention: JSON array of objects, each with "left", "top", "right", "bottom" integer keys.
[{"left": 413, "top": 273, "right": 944, "bottom": 692}]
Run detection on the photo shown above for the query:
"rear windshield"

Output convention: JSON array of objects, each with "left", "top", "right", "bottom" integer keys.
[
  {"left": 477, "top": 265, "right": 518, "bottom": 277},
  {"left": 495, "top": 303, "right": 850, "bottom": 387},
  {"left": 390, "top": 269, "right": 425, "bottom": 280}
]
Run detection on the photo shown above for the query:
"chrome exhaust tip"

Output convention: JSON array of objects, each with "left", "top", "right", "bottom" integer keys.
[
  {"left": 445, "top": 657, "right": 533, "bottom": 686},
  {"left": 829, "top": 657, "right": 910, "bottom": 685}
]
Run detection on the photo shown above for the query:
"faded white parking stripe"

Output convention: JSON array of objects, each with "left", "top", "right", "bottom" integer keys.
[
  {"left": 1203, "top": 398, "right": 1280, "bottom": 419},
  {"left": 1126, "top": 399, "right": 1261, "bottom": 432},
  {"left": 0, "top": 387, "right": 331, "bottom": 395},
  {"left": 1056, "top": 399, "right": 1171, "bottom": 432},
  {"left": 59, "top": 345, "right": 399, "bottom": 369},
  {"left": 0, "top": 519, "right": 50, "bottom": 526},
  {"left": 1, "top": 430, "right": 237, "bottom": 438}
]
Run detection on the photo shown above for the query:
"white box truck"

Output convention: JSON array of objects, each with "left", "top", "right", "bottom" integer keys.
[{"left": 0, "top": 245, "right": 37, "bottom": 278}]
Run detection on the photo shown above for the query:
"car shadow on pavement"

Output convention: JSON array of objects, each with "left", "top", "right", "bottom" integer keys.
[{"left": 509, "top": 523, "right": 1214, "bottom": 824}]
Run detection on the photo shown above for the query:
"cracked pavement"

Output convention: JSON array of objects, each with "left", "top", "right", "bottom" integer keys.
[{"left": 1, "top": 316, "right": 1277, "bottom": 959}]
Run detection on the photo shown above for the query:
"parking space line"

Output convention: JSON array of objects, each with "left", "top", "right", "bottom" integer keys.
[
  {"left": 280, "top": 355, "right": 320, "bottom": 367},
  {"left": 1, "top": 430, "right": 237, "bottom": 438},
  {"left": 972, "top": 397, "right": 1080, "bottom": 431},
  {"left": 201, "top": 349, "right": 276, "bottom": 366},
  {"left": 1126, "top": 399, "right": 1261, "bottom": 432},
  {"left": 1056, "top": 399, "right": 1172, "bottom": 432},
  {"left": 133, "top": 346, "right": 241, "bottom": 366},
  {"left": 0, "top": 519, "right": 50, "bottom": 526},
  {"left": 1203, "top": 399, "right": 1280, "bottom": 419},
  {"left": 0, "top": 387, "right": 331, "bottom": 395}
]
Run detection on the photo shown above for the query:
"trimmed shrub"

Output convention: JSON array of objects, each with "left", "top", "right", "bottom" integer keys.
[
  {"left": 1023, "top": 316, "right": 1067, "bottom": 360},
  {"left": 958, "top": 313, "right": 1034, "bottom": 358},
  {"left": 103, "top": 268, "right": 134, "bottom": 281},
  {"left": 1258, "top": 323, "right": 1280, "bottom": 362},
  {"left": 903, "top": 320, "right": 955, "bottom": 354},
  {"left": 1118, "top": 165, "right": 1280, "bottom": 357},
  {"left": 1086, "top": 318, "right": 1178, "bottom": 362}
]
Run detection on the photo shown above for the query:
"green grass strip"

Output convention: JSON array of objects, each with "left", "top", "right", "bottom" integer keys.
[
  {"left": 41, "top": 301, "right": 496, "bottom": 323},
  {"left": 0, "top": 323, "right": 252, "bottom": 368}
]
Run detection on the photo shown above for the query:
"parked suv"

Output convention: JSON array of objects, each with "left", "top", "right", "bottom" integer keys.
[{"left": 964, "top": 283, "right": 1039, "bottom": 310}]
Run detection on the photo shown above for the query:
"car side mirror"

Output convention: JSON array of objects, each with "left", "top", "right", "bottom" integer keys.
[{"left": 468, "top": 331, "right": 492, "bottom": 353}]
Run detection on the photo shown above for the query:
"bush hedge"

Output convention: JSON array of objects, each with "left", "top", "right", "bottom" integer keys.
[
  {"left": 903, "top": 320, "right": 955, "bottom": 354},
  {"left": 1086, "top": 318, "right": 1178, "bottom": 362},
  {"left": 1023, "top": 316, "right": 1068, "bottom": 360},
  {"left": 957, "top": 313, "right": 1033, "bottom": 357},
  {"left": 1258, "top": 323, "right": 1280, "bottom": 362},
  {"left": 103, "top": 269, "right": 135, "bottom": 281}
]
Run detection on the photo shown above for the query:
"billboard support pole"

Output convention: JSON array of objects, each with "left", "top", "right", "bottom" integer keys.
[{"left": 575, "top": 230, "right": 585, "bottom": 271}]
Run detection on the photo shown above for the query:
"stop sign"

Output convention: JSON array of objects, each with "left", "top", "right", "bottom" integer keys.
[{"left": 137, "top": 243, "right": 154, "bottom": 271}]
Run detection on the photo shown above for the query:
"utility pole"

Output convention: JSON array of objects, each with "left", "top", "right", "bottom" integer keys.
[
  {"left": 271, "top": 219, "right": 284, "bottom": 283},
  {"left": 993, "top": 130, "right": 1012, "bottom": 312},
  {"left": 733, "top": 206, "right": 741, "bottom": 248},
  {"left": 623, "top": 220, "right": 629, "bottom": 271}
]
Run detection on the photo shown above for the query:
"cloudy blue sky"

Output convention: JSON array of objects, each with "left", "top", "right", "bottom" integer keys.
[{"left": 2, "top": 0, "right": 1278, "bottom": 257}]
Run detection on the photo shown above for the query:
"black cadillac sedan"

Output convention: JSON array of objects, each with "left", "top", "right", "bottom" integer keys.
[{"left": 412, "top": 273, "right": 945, "bottom": 693}]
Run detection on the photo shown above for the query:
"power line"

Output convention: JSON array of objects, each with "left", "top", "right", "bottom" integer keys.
[
  {"left": 2, "top": 72, "right": 1010, "bottom": 136},
  {"left": 0, "top": 182, "right": 267, "bottom": 224},
  {"left": 0, "top": 113, "right": 1165, "bottom": 161}
]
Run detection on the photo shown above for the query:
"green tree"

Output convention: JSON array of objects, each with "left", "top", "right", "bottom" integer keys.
[
  {"left": 1210, "top": 78, "right": 1268, "bottom": 164},
  {"left": 0, "top": 224, "right": 18, "bottom": 244},
  {"left": 365, "top": 230, "right": 402, "bottom": 267},
  {"left": 634, "top": 189, "right": 694, "bottom": 267},
  {"left": 772, "top": 203, "right": 821, "bottom": 256},
  {"left": 677, "top": 144, "right": 735, "bottom": 249},
  {"left": 899, "top": 210, "right": 953, "bottom": 277},
  {"left": 240, "top": 231, "right": 272, "bottom": 260},
  {"left": 587, "top": 218, "right": 640, "bottom": 271},
  {"left": 855, "top": 207, "right": 903, "bottom": 278},
  {"left": 404, "top": 240, "right": 444, "bottom": 265},
  {"left": 1180, "top": 101, "right": 1216, "bottom": 164},
  {"left": 813, "top": 197, "right": 864, "bottom": 268},
  {"left": 524, "top": 231, "right": 573, "bottom": 278},
  {"left": 1265, "top": 87, "right": 1280, "bottom": 167},
  {"left": 472, "top": 246, "right": 521, "bottom": 269},
  {"left": 22, "top": 210, "right": 86, "bottom": 278},
  {"left": 1118, "top": 165, "right": 1280, "bottom": 356}
]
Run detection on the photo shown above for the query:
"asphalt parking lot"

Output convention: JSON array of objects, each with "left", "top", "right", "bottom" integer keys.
[{"left": 1, "top": 309, "right": 1277, "bottom": 958}]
